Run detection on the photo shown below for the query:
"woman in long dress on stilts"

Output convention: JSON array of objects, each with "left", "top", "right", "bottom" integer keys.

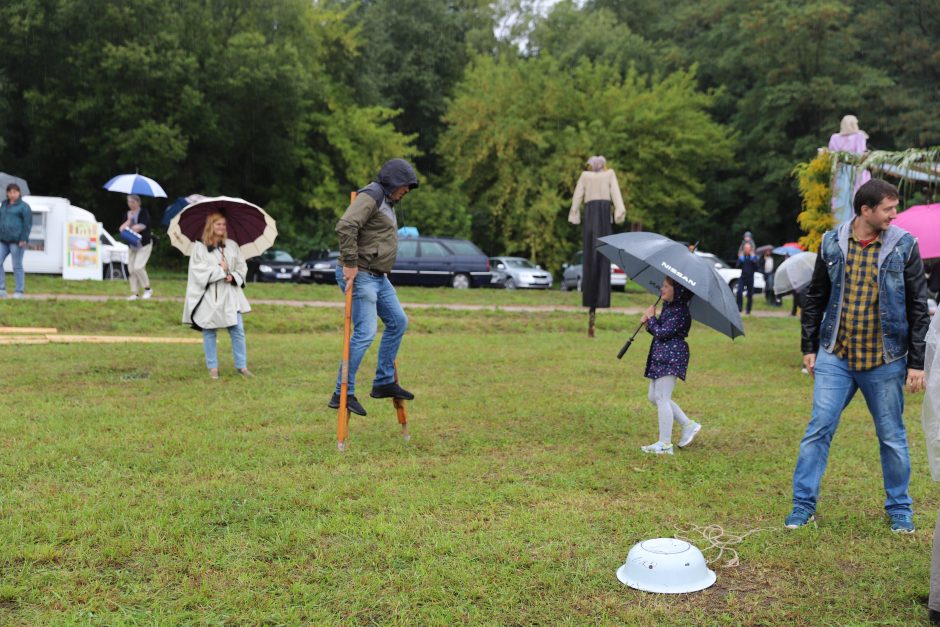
[{"left": 568, "top": 155, "right": 627, "bottom": 337}]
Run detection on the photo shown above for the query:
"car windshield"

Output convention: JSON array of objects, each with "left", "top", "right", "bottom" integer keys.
[
  {"left": 698, "top": 253, "right": 728, "bottom": 269},
  {"left": 263, "top": 250, "right": 294, "bottom": 262},
  {"left": 504, "top": 258, "right": 536, "bottom": 269}
]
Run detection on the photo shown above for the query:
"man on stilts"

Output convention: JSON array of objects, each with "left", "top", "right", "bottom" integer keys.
[
  {"left": 569, "top": 155, "right": 627, "bottom": 337},
  {"left": 328, "top": 158, "right": 419, "bottom": 416}
]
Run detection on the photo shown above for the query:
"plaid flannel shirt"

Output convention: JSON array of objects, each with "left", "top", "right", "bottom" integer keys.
[{"left": 834, "top": 231, "right": 883, "bottom": 370}]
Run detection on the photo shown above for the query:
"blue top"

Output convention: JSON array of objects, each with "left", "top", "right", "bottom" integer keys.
[
  {"left": 0, "top": 198, "right": 32, "bottom": 243},
  {"left": 644, "top": 285, "right": 693, "bottom": 381},
  {"left": 737, "top": 253, "right": 760, "bottom": 278}
]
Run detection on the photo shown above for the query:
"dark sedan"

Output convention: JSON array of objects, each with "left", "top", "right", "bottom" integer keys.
[
  {"left": 299, "top": 250, "right": 340, "bottom": 284},
  {"left": 296, "top": 237, "right": 491, "bottom": 288},
  {"left": 246, "top": 249, "right": 302, "bottom": 282}
]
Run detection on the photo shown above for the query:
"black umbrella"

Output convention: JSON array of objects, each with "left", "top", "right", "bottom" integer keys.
[{"left": 597, "top": 232, "right": 745, "bottom": 356}]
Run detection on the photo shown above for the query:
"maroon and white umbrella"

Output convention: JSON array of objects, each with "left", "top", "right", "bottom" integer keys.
[{"left": 167, "top": 196, "right": 277, "bottom": 257}]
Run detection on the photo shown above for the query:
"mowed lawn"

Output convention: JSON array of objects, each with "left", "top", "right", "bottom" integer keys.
[{"left": 0, "top": 292, "right": 933, "bottom": 624}]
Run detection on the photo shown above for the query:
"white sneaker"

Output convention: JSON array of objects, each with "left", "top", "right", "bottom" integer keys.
[
  {"left": 142, "top": 289, "right": 153, "bottom": 299},
  {"left": 678, "top": 422, "right": 701, "bottom": 448},
  {"left": 641, "top": 441, "right": 674, "bottom": 455},
  {"left": 127, "top": 294, "right": 139, "bottom": 301},
  {"left": 11, "top": 292, "right": 24, "bottom": 299}
]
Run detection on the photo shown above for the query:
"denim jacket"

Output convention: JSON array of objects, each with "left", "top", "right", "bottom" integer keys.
[{"left": 801, "top": 219, "right": 930, "bottom": 369}]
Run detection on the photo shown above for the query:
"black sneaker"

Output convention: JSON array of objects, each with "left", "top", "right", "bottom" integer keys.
[
  {"left": 328, "top": 393, "right": 367, "bottom": 416},
  {"left": 370, "top": 382, "right": 414, "bottom": 400}
]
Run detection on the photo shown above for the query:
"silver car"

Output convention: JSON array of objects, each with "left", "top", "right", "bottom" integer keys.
[
  {"left": 560, "top": 251, "right": 627, "bottom": 291},
  {"left": 489, "top": 256, "right": 553, "bottom": 289}
]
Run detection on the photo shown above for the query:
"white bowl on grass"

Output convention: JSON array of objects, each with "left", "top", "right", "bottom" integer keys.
[{"left": 616, "top": 538, "right": 716, "bottom": 594}]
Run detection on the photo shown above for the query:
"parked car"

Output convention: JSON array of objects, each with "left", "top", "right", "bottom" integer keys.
[
  {"left": 489, "top": 256, "right": 553, "bottom": 289},
  {"left": 694, "top": 251, "right": 765, "bottom": 293},
  {"left": 246, "top": 248, "right": 301, "bottom": 282},
  {"left": 299, "top": 250, "right": 340, "bottom": 284},
  {"left": 391, "top": 236, "right": 490, "bottom": 288},
  {"left": 297, "top": 238, "right": 491, "bottom": 288},
  {"left": 559, "top": 251, "right": 627, "bottom": 291}
]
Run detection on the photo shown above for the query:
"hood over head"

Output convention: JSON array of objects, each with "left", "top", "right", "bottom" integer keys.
[
  {"left": 671, "top": 281, "right": 694, "bottom": 306},
  {"left": 376, "top": 158, "right": 419, "bottom": 200}
]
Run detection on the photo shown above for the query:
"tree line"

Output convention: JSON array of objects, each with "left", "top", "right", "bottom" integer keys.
[{"left": 1, "top": 0, "right": 937, "bottom": 270}]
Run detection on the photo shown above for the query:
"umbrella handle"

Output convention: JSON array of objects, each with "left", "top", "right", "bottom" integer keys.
[{"left": 618, "top": 296, "right": 662, "bottom": 360}]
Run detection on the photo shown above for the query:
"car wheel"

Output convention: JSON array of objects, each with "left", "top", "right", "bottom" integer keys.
[
  {"left": 451, "top": 273, "right": 471, "bottom": 289},
  {"left": 504, "top": 278, "right": 516, "bottom": 290},
  {"left": 729, "top": 279, "right": 738, "bottom": 292},
  {"left": 559, "top": 280, "right": 568, "bottom": 291}
]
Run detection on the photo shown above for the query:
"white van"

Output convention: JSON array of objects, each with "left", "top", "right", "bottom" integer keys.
[{"left": 2, "top": 195, "right": 129, "bottom": 279}]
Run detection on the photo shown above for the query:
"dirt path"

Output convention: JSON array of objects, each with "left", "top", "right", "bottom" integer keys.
[{"left": 19, "top": 293, "right": 795, "bottom": 317}]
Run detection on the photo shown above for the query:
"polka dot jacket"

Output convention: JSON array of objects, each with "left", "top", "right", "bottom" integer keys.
[{"left": 644, "top": 284, "right": 693, "bottom": 381}]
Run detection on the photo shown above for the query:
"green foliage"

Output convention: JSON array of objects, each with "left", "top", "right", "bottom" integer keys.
[
  {"left": 440, "top": 55, "right": 733, "bottom": 267},
  {"left": 793, "top": 151, "right": 833, "bottom": 252},
  {"left": 0, "top": 0, "right": 415, "bottom": 259}
]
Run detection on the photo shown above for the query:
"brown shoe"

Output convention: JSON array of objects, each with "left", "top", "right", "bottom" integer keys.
[
  {"left": 238, "top": 368, "right": 254, "bottom": 378},
  {"left": 209, "top": 368, "right": 220, "bottom": 379}
]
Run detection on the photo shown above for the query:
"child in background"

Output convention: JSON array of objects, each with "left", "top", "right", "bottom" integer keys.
[{"left": 640, "top": 277, "right": 701, "bottom": 455}]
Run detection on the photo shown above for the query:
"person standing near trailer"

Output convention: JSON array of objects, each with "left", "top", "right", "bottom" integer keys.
[{"left": 0, "top": 183, "right": 32, "bottom": 298}]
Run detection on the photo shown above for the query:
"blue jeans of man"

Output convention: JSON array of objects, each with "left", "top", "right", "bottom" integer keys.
[
  {"left": 0, "top": 241, "right": 26, "bottom": 294},
  {"left": 791, "top": 348, "right": 911, "bottom": 516},
  {"left": 202, "top": 312, "right": 247, "bottom": 370},
  {"left": 334, "top": 266, "right": 408, "bottom": 395}
]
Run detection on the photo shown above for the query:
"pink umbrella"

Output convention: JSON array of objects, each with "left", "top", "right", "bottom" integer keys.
[{"left": 894, "top": 203, "right": 940, "bottom": 260}]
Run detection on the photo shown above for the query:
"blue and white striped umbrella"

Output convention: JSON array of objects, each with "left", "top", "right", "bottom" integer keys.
[{"left": 102, "top": 173, "right": 167, "bottom": 198}]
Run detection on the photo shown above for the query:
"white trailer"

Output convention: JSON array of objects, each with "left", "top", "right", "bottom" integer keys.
[{"left": 2, "top": 195, "right": 129, "bottom": 280}]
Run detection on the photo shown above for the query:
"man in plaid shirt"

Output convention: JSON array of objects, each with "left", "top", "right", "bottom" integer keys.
[{"left": 786, "top": 179, "right": 930, "bottom": 533}]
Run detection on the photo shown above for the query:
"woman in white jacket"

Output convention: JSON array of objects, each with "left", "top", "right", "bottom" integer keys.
[{"left": 182, "top": 213, "right": 253, "bottom": 379}]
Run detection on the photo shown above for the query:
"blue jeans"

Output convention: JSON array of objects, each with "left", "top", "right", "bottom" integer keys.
[
  {"left": 334, "top": 266, "right": 408, "bottom": 395},
  {"left": 791, "top": 349, "right": 911, "bottom": 516},
  {"left": 0, "top": 241, "right": 26, "bottom": 294},
  {"left": 202, "top": 312, "right": 247, "bottom": 369}
]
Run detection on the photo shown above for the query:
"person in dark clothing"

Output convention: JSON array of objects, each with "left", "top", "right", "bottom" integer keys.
[
  {"left": 736, "top": 242, "right": 760, "bottom": 314},
  {"left": 639, "top": 277, "right": 701, "bottom": 455}
]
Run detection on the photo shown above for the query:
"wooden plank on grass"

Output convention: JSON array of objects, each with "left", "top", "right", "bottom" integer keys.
[
  {"left": 0, "top": 327, "right": 58, "bottom": 334},
  {"left": 48, "top": 335, "right": 202, "bottom": 344},
  {"left": 0, "top": 336, "right": 51, "bottom": 345}
]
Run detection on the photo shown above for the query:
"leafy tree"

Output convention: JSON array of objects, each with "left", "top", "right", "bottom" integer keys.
[
  {"left": 440, "top": 54, "right": 733, "bottom": 269},
  {"left": 0, "top": 0, "right": 416, "bottom": 260},
  {"left": 794, "top": 151, "right": 834, "bottom": 252}
]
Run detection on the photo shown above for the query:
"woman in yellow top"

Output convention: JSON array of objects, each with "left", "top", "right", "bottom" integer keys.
[{"left": 569, "top": 155, "right": 626, "bottom": 337}]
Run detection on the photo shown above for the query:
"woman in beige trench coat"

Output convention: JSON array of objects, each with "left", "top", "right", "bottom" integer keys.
[{"left": 182, "top": 213, "right": 253, "bottom": 379}]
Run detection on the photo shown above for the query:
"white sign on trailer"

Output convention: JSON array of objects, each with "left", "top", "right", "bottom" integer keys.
[{"left": 62, "top": 221, "right": 102, "bottom": 281}]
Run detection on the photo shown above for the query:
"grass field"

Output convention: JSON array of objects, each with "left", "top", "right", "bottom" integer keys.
[{"left": 0, "top": 284, "right": 933, "bottom": 624}]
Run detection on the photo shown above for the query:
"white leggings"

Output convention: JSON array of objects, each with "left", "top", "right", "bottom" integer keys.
[{"left": 648, "top": 376, "right": 691, "bottom": 444}]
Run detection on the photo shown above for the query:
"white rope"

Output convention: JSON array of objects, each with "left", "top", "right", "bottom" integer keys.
[{"left": 674, "top": 524, "right": 774, "bottom": 568}]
